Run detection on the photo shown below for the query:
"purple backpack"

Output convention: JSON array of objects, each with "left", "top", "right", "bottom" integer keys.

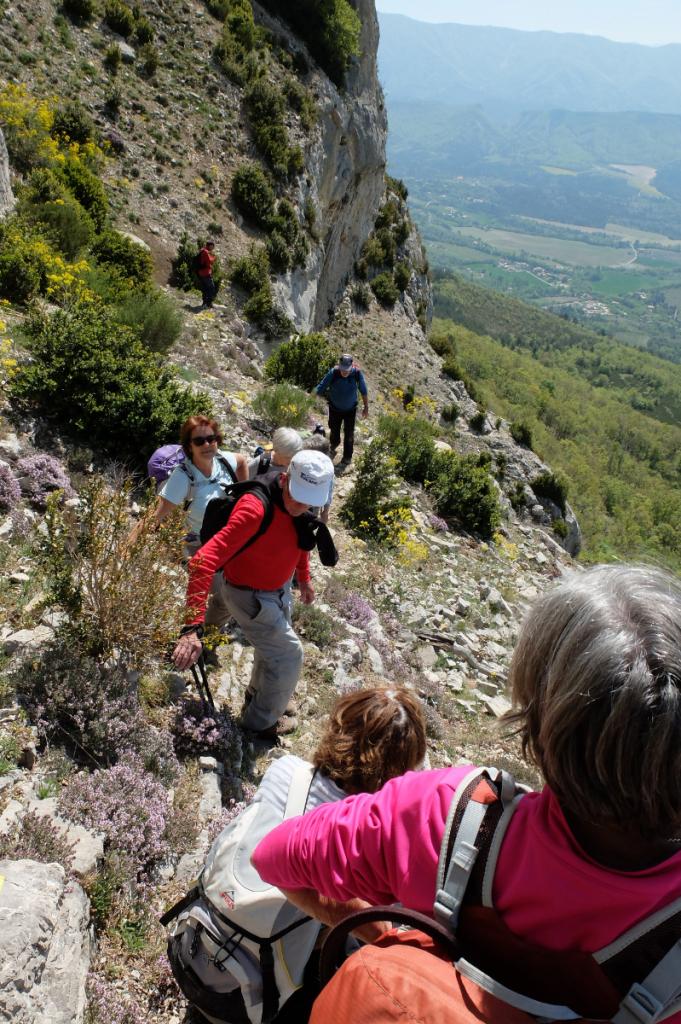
[{"left": 147, "top": 444, "right": 186, "bottom": 485}]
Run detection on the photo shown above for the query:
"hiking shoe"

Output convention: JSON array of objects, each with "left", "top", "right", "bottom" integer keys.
[{"left": 250, "top": 715, "right": 299, "bottom": 742}]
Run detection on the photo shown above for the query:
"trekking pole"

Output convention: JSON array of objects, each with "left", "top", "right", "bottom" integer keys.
[{"left": 190, "top": 650, "right": 215, "bottom": 713}]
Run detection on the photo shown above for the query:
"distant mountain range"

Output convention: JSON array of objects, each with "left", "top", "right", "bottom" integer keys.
[
  {"left": 378, "top": 14, "right": 681, "bottom": 117},
  {"left": 386, "top": 104, "right": 681, "bottom": 177}
]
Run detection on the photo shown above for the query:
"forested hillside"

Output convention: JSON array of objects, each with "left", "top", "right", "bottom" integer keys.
[{"left": 433, "top": 276, "right": 681, "bottom": 568}]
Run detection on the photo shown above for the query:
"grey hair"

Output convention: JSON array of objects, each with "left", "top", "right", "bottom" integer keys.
[
  {"left": 508, "top": 564, "right": 681, "bottom": 839},
  {"left": 303, "top": 434, "right": 331, "bottom": 455},
  {"left": 272, "top": 427, "right": 303, "bottom": 459}
]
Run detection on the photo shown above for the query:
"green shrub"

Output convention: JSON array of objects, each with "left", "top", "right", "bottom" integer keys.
[
  {"left": 351, "top": 282, "right": 371, "bottom": 310},
  {"left": 51, "top": 100, "right": 95, "bottom": 144},
  {"left": 283, "top": 76, "right": 316, "bottom": 130},
  {"left": 206, "top": 0, "right": 230, "bottom": 17},
  {"left": 271, "top": 198, "right": 299, "bottom": 244},
  {"left": 340, "top": 440, "right": 409, "bottom": 544},
  {"left": 246, "top": 78, "right": 285, "bottom": 126},
  {"left": 227, "top": 0, "right": 259, "bottom": 48},
  {"left": 62, "top": 0, "right": 96, "bottom": 21},
  {"left": 169, "top": 232, "right": 198, "bottom": 291},
  {"left": 138, "top": 42, "right": 159, "bottom": 77},
  {"left": 35, "top": 197, "right": 95, "bottom": 260},
  {"left": 230, "top": 244, "right": 270, "bottom": 293},
  {"left": 0, "top": 226, "right": 45, "bottom": 303},
  {"left": 361, "top": 235, "right": 385, "bottom": 268},
  {"left": 394, "top": 261, "right": 411, "bottom": 292},
  {"left": 252, "top": 382, "right": 313, "bottom": 428},
  {"left": 429, "top": 451, "right": 501, "bottom": 538},
  {"left": 371, "top": 272, "right": 399, "bottom": 307},
  {"left": 113, "top": 289, "right": 183, "bottom": 353},
  {"left": 378, "top": 413, "right": 437, "bottom": 485},
  {"left": 292, "top": 603, "right": 335, "bottom": 647},
  {"left": 103, "top": 0, "right": 135, "bottom": 37},
  {"left": 531, "top": 471, "right": 568, "bottom": 514},
  {"left": 104, "top": 43, "right": 122, "bottom": 73},
  {"left": 430, "top": 331, "right": 455, "bottom": 357},
  {"left": 553, "top": 517, "right": 569, "bottom": 539},
  {"left": 386, "top": 174, "right": 408, "bottom": 201},
  {"left": 441, "top": 403, "right": 458, "bottom": 423},
  {"left": 441, "top": 356, "right": 464, "bottom": 379},
  {"left": 265, "top": 230, "right": 290, "bottom": 273},
  {"left": 104, "top": 86, "right": 122, "bottom": 119},
  {"left": 134, "top": 15, "right": 154, "bottom": 44},
  {"left": 231, "top": 164, "right": 275, "bottom": 228},
  {"left": 264, "top": 331, "right": 337, "bottom": 390},
  {"left": 214, "top": 1, "right": 261, "bottom": 84},
  {"left": 510, "top": 420, "right": 534, "bottom": 449},
  {"left": 91, "top": 230, "right": 153, "bottom": 284},
  {"left": 260, "top": 0, "right": 361, "bottom": 86},
  {"left": 243, "top": 283, "right": 273, "bottom": 323},
  {"left": 10, "top": 301, "right": 210, "bottom": 466},
  {"left": 469, "top": 410, "right": 487, "bottom": 432},
  {"left": 59, "top": 156, "right": 108, "bottom": 231},
  {"left": 375, "top": 227, "right": 396, "bottom": 267}
]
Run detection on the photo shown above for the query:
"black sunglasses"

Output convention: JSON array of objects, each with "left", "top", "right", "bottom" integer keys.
[{"left": 191, "top": 434, "right": 220, "bottom": 446}]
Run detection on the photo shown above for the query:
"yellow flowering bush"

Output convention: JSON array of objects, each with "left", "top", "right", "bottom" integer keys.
[
  {"left": 0, "top": 319, "right": 17, "bottom": 389},
  {"left": 494, "top": 531, "right": 519, "bottom": 561}
]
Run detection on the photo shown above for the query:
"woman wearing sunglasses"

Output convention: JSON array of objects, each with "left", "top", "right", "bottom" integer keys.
[{"left": 153, "top": 415, "right": 248, "bottom": 554}]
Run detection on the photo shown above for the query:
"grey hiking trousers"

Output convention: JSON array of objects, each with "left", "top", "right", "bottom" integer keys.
[{"left": 206, "top": 576, "right": 303, "bottom": 731}]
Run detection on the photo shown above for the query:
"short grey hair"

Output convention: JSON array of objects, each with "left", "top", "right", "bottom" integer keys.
[
  {"left": 303, "top": 434, "right": 331, "bottom": 455},
  {"left": 272, "top": 427, "right": 303, "bottom": 460},
  {"left": 508, "top": 564, "right": 681, "bottom": 839}
]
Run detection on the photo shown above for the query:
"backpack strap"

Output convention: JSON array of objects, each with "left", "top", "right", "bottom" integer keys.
[
  {"left": 319, "top": 905, "right": 461, "bottom": 987},
  {"left": 284, "top": 761, "right": 316, "bottom": 819},
  {"left": 216, "top": 453, "right": 238, "bottom": 484},
  {"left": 221, "top": 480, "right": 275, "bottom": 563},
  {"left": 596, "top": 897, "right": 681, "bottom": 1024},
  {"left": 434, "top": 767, "right": 526, "bottom": 931}
]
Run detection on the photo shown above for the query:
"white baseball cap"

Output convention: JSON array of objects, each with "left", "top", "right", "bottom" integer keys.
[{"left": 287, "top": 450, "right": 335, "bottom": 506}]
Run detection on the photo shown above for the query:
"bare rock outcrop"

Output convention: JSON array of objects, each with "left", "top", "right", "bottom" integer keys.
[
  {"left": 0, "top": 128, "right": 14, "bottom": 217},
  {"left": 269, "top": 0, "right": 388, "bottom": 329},
  {"left": 0, "top": 859, "right": 91, "bottom": 1023}
]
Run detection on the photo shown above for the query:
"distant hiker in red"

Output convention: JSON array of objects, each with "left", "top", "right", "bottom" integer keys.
[{"left": 197, "top": 239, "right": 217, "bottom": 310}]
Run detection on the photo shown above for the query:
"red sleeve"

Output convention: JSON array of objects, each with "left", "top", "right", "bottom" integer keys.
[
  {"left": 186, "top": 494, "right": 265, "bottom": 624},
  {"left": 295, "top": 548, "right": 310, "bottom": 584}
]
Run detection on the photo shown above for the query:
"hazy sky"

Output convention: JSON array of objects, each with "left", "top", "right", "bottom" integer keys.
[{"left": 375, "top": 1, "right": 681, "bottom": 46}]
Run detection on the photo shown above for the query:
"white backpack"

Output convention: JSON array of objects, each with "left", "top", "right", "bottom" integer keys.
[{"left": 163, "top": 762, "right": 321, "bottom": 1024}]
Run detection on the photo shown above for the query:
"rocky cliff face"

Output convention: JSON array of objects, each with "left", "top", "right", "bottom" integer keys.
[
  {"left": 0, "top": 128, "right": 14, "bottom": 217},
  {"left": 269, "top": 0, "right": 389, "bottom": 330}
]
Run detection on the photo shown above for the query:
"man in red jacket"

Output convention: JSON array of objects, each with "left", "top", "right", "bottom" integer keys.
[
  {"left": 172, "top": 451, "right": 335, "bottom": 740},
  {"left": 197, "top": 239, "right": 217, "bottom": 310}
]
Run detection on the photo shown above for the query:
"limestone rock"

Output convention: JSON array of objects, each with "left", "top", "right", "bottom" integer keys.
[
  {"left": 0, "top": 859, "right": 91, "bottom": 1024},
  {"left": 270, "top": 0, "right": 387, "bottom": 331},
  {"left": 0, "top": 128, "right": 14, "bottom": 217},
  {"left": 4, "top": 625, "right": 54, "bottom": 654}
]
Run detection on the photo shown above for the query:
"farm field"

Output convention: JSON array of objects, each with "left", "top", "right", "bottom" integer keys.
[{"left": 454, "top": 226, "right": 630, "bottom": 267}]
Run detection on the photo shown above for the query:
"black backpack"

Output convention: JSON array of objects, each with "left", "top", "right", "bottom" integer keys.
[{"left": 200, "top": 480, "right": 274, "bottom": 551}]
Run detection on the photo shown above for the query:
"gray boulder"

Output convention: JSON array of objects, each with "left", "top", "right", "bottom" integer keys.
[
  {"left": 0, "top": 128, "right": 14, "bottom": 217},
  {"left": 0, "top": 859, "right": 91, "bottom": 1023}
]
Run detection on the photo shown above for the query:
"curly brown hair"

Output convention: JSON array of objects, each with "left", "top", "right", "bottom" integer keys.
[
  {"left": 179, "top": 415, "right": 222, "bottom": 458},
  {"left": 313, "top": 687, "right": 426, "bottom": 795}
]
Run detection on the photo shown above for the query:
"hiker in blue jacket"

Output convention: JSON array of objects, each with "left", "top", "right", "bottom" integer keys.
[{"left": 315, "top": 354, "right": 369, "bottom": 465}]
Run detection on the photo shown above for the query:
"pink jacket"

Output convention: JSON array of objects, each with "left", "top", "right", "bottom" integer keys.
[{"left": 253, "top": 765, "right": 681, "bottom": 1018}]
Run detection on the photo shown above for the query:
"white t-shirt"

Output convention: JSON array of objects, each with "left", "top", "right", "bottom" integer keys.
[{"left": 159, "top": 450, "right": 238, "bottom": 536}]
